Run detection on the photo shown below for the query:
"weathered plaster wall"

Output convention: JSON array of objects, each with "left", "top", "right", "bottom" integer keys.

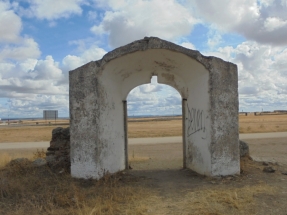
[
  {"left": 209, "top": 58, "right": 239, "bottom": 175},
  {"left": 184, "top": 68, "right": 211, "bottom": 175},
  {"left": 69, "top": 37, "right": 239, "bottom": 179}
]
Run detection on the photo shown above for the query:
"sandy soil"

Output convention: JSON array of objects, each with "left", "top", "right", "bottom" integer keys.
[
  {"left": 129, "top": 138, "right": 287, "bottom": 169},
  {"left": 247, "top": 138, "right": 287, "bottom": 165},
  {"left": 127, "top": 138, "right": 287, "bottom": 214}
]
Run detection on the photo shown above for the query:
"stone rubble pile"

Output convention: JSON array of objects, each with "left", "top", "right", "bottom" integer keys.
[{"left": 46, "top": 127, "right": 70, "bottom": 172}]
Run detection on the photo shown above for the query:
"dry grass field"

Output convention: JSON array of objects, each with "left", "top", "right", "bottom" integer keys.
[
  {"left": 129, "top": 114, "right": 287, "bottom": 137},
  {"left": 128, "top": 117, "right": 183, "bottom": 138},
  {"left": 0, "top": 114, "right": 287, "bottom": 214},
  {"left": 0, "top": 126, "right": 69, "bottom": 143},
  {"left": 1, "top": 114, "right": 287, "bottom": 142},
  {"left": 239, "top": 114, "right": 287, "bottom": 133}
]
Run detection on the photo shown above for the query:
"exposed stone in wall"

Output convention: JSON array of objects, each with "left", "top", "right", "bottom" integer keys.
[{"left": 46, "top": 127, "right": 70, "bottom": 172}]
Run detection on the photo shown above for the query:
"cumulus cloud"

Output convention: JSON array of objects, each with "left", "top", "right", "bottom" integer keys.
[
  {"left": 191, "top": 0, "right": 287, "bottom": 45},
  {"left": 0, "top": 37, "right": 40, "bottom": 61},
  {"left": 264, "top": 17, "right": 287, "bottom": 31},
  {"left": 91, "top": 0, "right": 198, "bottom": 48},
  {"left": 0, "top": 1, "right": 22, "bottom": 43},
  {"left": 0, "top": 95, "right": 69, "bottom": 118},
  {"left": 0, "top": 43, "right": 107, "bottom": 99},
  {"left": 180, "top": 42, "right": 196, "bottom": 50},
  {"left": 139, "top": 85, "right": 162, "bottom": 94},
  {"left": 16, "top": 0, "right": 86, "bottom": 20},
  {"left": 0, "top": 1, "right": 41, "bottom": 62},
  {"left": 62, "top": 45, "right": 107, "bottom": 72},
  {"left": 127, "top": 82, "right": 182, "bottom": 116},
  {"left": 203, "top": 41, "right": 287, "bottom": 111},
  {"left": 0, "top": 40, "right": 107, "bottom": 117},
  {"left": 0, "top": 55, "right": 69, "bottom": 118}
]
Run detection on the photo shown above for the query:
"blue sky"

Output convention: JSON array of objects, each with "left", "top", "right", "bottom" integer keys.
[{"left": 0, "top": 0, "right": 287, "bottom": 118}]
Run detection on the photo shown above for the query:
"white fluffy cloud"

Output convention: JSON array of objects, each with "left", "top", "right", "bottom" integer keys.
[
  {"left": 180, "top": 42, "right": 196, "bottom": 50},
  {"left": 0, "top": 1, "right": 22, "bottom": 43},
  {"left": 127, "top": 79, "right": 182, "bottom": 116},
  {"left": 62, "top": 45, "right": 107, "bottom": 71},
  {"left": 0, "top": 43, "right": 107, "bottom": 117},
  {"left": 0, "top": 56, "right": 66, "bottom": 98},
  {"left": 203, "top": 41, "right": 287, "bottom": 111},
  {"left": 264, "top": 17, "right": 287, "bottom": 31},
  {"left": 0, "top": 95, "right": 69, "bottom": 118},
  {"left": 0, "top": 37, "right": 40, "bottom": 61},
  {"left": 91, "top": 0, "right": 198, "bottom": 47},
  {"left": 192, "top": 0, "right": 287, "bottom": 45},
  {"left": 16, "top": 0, "right": 86, "bottom": 20},
  {"left": 0, "top": 1, "right": 41, "bottom": 62}
]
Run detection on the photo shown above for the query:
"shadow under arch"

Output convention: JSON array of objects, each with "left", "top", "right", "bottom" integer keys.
[{"left": 125, "top": 79, "right": 184, "bottom": 170}]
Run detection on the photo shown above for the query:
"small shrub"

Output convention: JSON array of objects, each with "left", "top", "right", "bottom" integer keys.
[{"left": 33, "top": 149, "right": 46, "bottom": 159}]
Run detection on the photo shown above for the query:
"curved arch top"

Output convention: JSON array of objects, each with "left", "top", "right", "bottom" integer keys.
[
  {"left": 69, "top": 37, "right": 240, "bottom": 180},
  {"left": 100, "top": 48, "right": 208, "bottom": 100},
  {"left": 94, "top": 37, "right": 226, "bottom": 71}
]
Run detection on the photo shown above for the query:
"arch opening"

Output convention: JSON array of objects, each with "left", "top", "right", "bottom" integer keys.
[{"left": 125, "top": 80, "right": 184, "bottom": 170}]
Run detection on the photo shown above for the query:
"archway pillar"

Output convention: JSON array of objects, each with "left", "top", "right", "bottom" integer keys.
[{"left": 209, "top": 58, "right": 240, "bottom": 175}]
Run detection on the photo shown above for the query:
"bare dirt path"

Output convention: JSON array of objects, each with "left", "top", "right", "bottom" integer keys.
[
  {"left": 128, "top": 132, "right": 287, "bottom": 144},
  {"left": 0, "top": 142, "right": 49, "bottom": 149}
]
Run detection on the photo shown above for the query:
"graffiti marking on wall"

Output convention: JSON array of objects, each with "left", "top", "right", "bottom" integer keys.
[{"left": 187, "top": 103, "right": 208, "bottom": 139}]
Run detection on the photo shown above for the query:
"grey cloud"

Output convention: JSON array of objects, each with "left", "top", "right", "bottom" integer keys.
[
  {"left": 239, "top": 86, "right": 259, "bottom": 95},
  {"left": 139, "top": 85, "right": 163, "bottom": 94},
  {"left": 91, "top": 0, "right": 197, "bottom": 48},
  {"left": 192, "top": 0, "right": 287, "bottom": 46}
]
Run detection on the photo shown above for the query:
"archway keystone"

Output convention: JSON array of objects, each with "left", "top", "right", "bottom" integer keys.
[{"left": 69, "top": 37, "right": 239, "bottom": 179}]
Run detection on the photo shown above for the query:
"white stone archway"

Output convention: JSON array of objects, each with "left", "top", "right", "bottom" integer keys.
[{"left": 69, "top": 37, "right": 239, "bottom": 179}]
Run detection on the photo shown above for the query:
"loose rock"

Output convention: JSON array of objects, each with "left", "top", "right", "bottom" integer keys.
[
  {"left": 263, "top": 166, "right": 275, "bottom": 173},
  {"left": 32, "top": 158, "right": 47, "bottom": 167}
]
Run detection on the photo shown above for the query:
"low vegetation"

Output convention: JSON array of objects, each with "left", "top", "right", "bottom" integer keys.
[
  {"left": 0, "top": 153, "right": 277, "bottom": 215},
  {"left": 0, "top": 161, "right": 156, "bottom": 215},
  {"left": 1, "top": 115, "right": 287, "bottom": 142}
]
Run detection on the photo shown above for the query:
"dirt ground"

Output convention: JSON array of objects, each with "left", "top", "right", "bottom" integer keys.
[
  {"left": 0, "top": 138, "right": 287, "bottom": 215},
  {"left": 127, "top": 139, "right": 287, "bottom": 214}
]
